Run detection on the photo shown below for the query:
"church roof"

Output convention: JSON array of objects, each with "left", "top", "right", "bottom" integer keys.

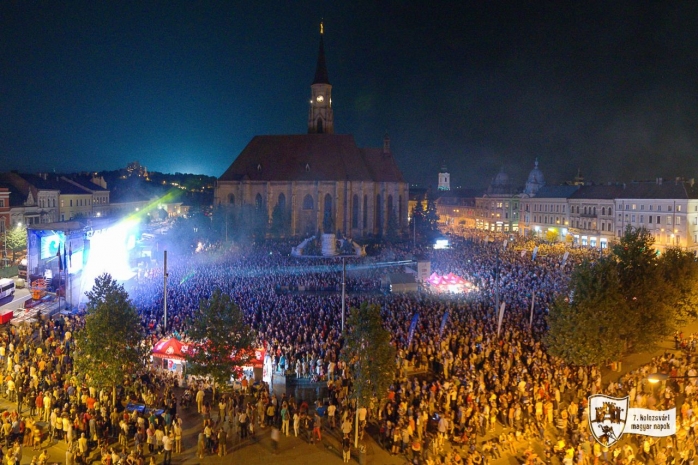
[{"left": 218, "top": 134, "right": 405, "bottom": 183}]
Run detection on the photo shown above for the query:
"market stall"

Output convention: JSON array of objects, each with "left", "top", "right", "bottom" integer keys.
[{"left": 151, "top": 337, "right": 190, "bottom": 374}]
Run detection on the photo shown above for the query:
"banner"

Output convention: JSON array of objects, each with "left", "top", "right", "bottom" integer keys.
[
  {"left": 496, "top": 302, "right": 506, "bottom": 337},
  {"left": 439, "top": 311, "right": 449, "bottom": 338},
  {"left": 588, "top": 395, "right": 676, "bottom": 446},
  {"left": 529, "top": 294, "right": 536, "bottom": 328},
  {"left": 625, "top": 407, "right": 676, "bottom": 437},
  {"left": 532, "top": 246, "right": 539, "bottom": 261},
  {"left": 408, "top": 314, "right": 419, "bottom": 346},
  {"left": 562, "top": 251, "right": 569, "bottom": 266},
  {"left": 503, "top": 240, "right": 508, "bottom": 249}
]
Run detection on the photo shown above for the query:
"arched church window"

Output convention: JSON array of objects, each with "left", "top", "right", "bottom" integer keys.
[
  {"left": 316, "top": 118, "right": 324, "bottom": 134},
  {"left": 255, "top": 193, "right": 263, "bottom": 210},
  {"left": 323, "top": 194, "right": 333, "bottom": 233},
  {"left": 363, "top": 195, "right": 368, "bottom": 228},
  {"left": 228, "top": 194, "right": 235, "bottom": 205},
  {"left": 352, "top": 194, "right": 359, "bottom": 229},
  {"left": 302, "top": 194, "right": 314, "bottom": 210},
  {"left": 278, "top": 193, "right": 286, "bottom": 210},
  {"left": 399, "top": 195, "right": 403, "bottom": 225},
  {"left": 376, "top": 194, "right": 383, "bottom": 232}
]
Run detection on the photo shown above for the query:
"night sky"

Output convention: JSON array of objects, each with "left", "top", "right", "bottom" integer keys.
[{"left": 3, "top": 1, "right": 698, "bottom": 189}]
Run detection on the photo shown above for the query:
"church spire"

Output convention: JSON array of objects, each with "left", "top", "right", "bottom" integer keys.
[
  {"left": 308, "top": 22, "right": 333, "bottom": 134},
  {"left": 313, "top": 22, "right": 330, "bottom": 85}
]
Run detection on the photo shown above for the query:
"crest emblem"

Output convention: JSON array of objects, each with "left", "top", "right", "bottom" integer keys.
[{"left": 588, "top": 394, "right": 628, "bottom": 446}]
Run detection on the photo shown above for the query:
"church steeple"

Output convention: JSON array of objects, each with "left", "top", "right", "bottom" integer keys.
[
  {"left": 308, "top": 22, "right": 334, "bottom": 134},
  {"left": 313, "top": 22, "right": 330, "bottom": 85}
]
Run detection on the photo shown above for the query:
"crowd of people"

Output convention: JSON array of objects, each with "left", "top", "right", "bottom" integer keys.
[{"left": 0, "top": 231, "right": 693, "bottom": 465}]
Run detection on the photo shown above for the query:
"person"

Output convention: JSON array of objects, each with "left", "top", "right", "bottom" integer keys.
[
  {"left": 238, "top": 410, "right": 248, "bottom": 439},
  {"left": 162, "top": 432, "right": 172, "bottom": 465},
  {"left": 342, "top": 434, "right": 351, "bottom": 463},
  {"left": 280, "top": 402, "right": 290, "bottom": 436},
  {"left": 217, "top": 428, "right": 227, "bottom": 456},
  {"left": 313, "top": 411, "right": 322, "bottom": 442}
]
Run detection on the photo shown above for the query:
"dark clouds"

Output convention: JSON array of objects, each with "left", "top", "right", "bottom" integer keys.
[{"left": 1, "top": 1, "right": 697, "bottom": 188}]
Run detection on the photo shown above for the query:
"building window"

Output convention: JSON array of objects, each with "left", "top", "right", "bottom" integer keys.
[
  {"left": 70, "top": 200, "right": 73, "bottom": 207},
  {"left": 649, "top": 205, "right": 653, "bottom": 211},
  {"left": 667, "top": 216, "right": 672, "bottom": 225},
  {"left": 668, "top": 205, "right": 673, "bottom": 212},
  {"left": 625, "top": 204, "right": 629, "bottom": 210},
  {"left": 678, "top": 205, "right": 682, "bottom": 212},
  {"left": 640, "top": 215, "right": 644, "bottom": 223},
  {"left": 363, "top": 195, "right": 368, "bottom": 229},
  {"left": 302, "top": 194, "right": 314, "bottom": 210},
  {"left": 602, "top": 207, "right": 606, "bottom": 215},
  {"left": 608, "top": 207, "right": 612, "bottom": 215},
  {"left": 676, "top": 217, "right": 681, "bottom": 225},
  {"left": 649, "top": 216, "right": 653, "bottom": 224},
  {"left": 632, "top": 204, "right": 636, "bottom": 210},
  {"left": 352, "top": 194, "right": 359, "bottom": 229},
  {"left": 658, "top": 205, "right": 662, "bottom": 212},
  {"left": 657, "top": 216, "right": 661, "bottom": 224}
]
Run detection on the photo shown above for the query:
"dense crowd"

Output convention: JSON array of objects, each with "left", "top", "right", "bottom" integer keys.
[{"left": 0, "top": 232, "right": 693, "bottom": 465}]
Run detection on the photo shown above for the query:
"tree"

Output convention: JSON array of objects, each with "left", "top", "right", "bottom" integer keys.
[
  {"left": 5, "top": 224, "right": 27, "bottom": 263},
  {"left": 545, "top": 229, "right": 558, "bottom": 243},
  {"left": 612, "top": 226, "right": 674, "bottom": 349},
  {"left": 659, "top": 247, "right": 698, "bottom": 320},
  {"left": 185, "top": 289, "right": 255, "bottom": 399},
  {"left": 270, "top": 202, "right": 290, "bottom": 237},
  {"left": 423, "top": 194, "right": 440, "bottom": 238},
  {"left": 341, "top": 302, "right": 396, "bottom": 446},
  {"left": 546, "top": 226, "right": 681, "bottom": 365},
  {"left": 545, "top": 258, "right": 629, "bottom": 365},
  {"left": 386, "top": 208, "right": 400, "bottom": 243},
  {"left": 74, "top": 273, "right": 146, "bottom": 406}
]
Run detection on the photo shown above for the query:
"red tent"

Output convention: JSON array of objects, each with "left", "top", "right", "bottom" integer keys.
[{"left": 152, "top": 338, "right": 191, "bottom": 361}]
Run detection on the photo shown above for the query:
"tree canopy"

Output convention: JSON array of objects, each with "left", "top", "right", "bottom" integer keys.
[
  {"left": 546, "top": 226, "right": 698, "bottom": 365},
  {"left": 74, "top": 273, "right": 146, "bottom": 405},
  {"left": 341, "top": 303, "right": 396, "bottom": 410},
  {"left": 185, "top": 289, "right": 255, "bottom": 394}
]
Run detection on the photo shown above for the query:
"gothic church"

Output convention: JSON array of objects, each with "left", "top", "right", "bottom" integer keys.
[{"left": 214, "top": 25, "right": 408, "bottom": 237}]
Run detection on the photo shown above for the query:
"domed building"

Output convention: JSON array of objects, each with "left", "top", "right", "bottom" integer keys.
[
  {"left": 475, "top": 167, "right": 520, "bottom": 232},
  {"left": 523, "top": 158, "right": 545, "bottom": 195}
]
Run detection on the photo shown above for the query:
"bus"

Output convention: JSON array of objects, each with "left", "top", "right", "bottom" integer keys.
[{"left": 0, "top": 279, "right": 15, "bottom": 300}]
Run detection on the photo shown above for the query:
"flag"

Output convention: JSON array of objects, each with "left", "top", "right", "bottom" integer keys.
[
  {"left": 497, "top": 302, "right": 506, "bottom": 337},
  {"left": 57, "top": 244, "right": 63, "bottom": 271},
  {"left": 408, "top": 314, "right": 419, "bottom": 346},
  {"left": 63, "top": 244, "right": 67, "bottom": 271},
  {"left": 529, "top": 293, "right": 536, "bottom": 328},
  {"left": 520, "top": 250, "right": 526, "bottom": 258},
  {"left": 532, "top": 246, "right": 539, "bottom": 260},
  {"left": 69, "top": 242, "right": 72, "bottom": 268},
  {"left": 503, "top": 240, "right": 508, "bottom": 249},
  {"left": 439, "top": 311, "right": 449, "bottom": 338},
  {"left": 562, "top": 251, "right": 569, "bottom": 266}
]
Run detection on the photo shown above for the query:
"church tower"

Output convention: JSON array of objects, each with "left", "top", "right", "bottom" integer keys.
[
  {"left": 308, "top": 22, "right": 334, "bottom": 134},
  {"left": 438, "top": 162, "right": 450, "bottom": 191}
]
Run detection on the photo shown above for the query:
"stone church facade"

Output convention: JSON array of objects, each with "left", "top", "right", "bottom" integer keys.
[{"left": 214, "top": 25, "right": 408, "bottom": 238}]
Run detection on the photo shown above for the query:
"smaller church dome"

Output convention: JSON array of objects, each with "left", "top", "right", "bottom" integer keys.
[
  {"left": 524, "top": 158, "right": 545, "bottom": 195},
  {"left": 493, "top": 167, "right": 509, "bottom": 187}
]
